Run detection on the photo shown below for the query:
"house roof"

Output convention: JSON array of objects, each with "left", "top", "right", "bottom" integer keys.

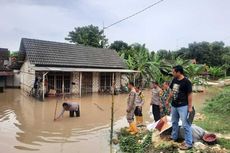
[
  {"left": 19, "top": 38, "right": 127, "bottom": 69},
  {"left": 0, "top": 48, "right": 9, "bottom": 60}
]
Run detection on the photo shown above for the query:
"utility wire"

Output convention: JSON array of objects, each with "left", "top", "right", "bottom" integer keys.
[{"left": 103, "top": 0, "right": 164, "bottom": 30}]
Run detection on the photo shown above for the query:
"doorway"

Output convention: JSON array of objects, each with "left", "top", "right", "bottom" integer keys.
[{"left": 81, "top": 72, "right": 93, "bottom": 95}]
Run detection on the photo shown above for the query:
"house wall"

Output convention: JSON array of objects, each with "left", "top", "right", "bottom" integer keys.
[
  {"left": 72, "top": 72, "right": 80, "bottom": 95},
  {"left": 92, "top": 72, "right": 99, "bottom": 92},
  {"left": 115, "top": 72, "right": 121, "bottom": 88},
  {"left": 71, "top": 72, "right": 122, "bottom": 95},
  {"left": 6, "top": 70, "right": 20, "bottom": 87},
  {"left": 20, "top": 60, "right": 35, "bottom": 93}
]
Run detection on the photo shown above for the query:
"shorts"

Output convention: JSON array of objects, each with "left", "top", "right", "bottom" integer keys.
[
  {"left": 134, "top": 106, "right": 143, "bottom": 116},
  {"left": 69, "top": 107, "right": 80, "bottom": 117}
]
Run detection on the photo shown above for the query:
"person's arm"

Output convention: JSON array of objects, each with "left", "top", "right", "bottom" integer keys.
[
  {"left": 54, "top": 109, "right": 65, "bottom": 121},
  {"left": 140, "top": 92, "right": 145, "bottom": 107},
  {"left": 187, "top": 80, "right": 193, "bottom": 112},
  {"left": 166, "top": 81, "right": 174, "bottom": 106},
  {"left": 127, "top": 92, "right": 136, "bottom": 113},
  {"left": 159, "top": 89, "right": 163, "bottom": 109}
]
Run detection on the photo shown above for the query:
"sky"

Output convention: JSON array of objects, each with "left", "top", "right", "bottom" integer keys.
[{"left": 0, "top": 0, "right": 230, "bottom": 52}]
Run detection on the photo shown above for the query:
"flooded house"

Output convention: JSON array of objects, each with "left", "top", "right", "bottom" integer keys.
[
  {"left": 0, "top": 48, "right": 20, "bottom": 92},
  {"left": 19, "top": 38, "right": 136, "bottom": 100}
]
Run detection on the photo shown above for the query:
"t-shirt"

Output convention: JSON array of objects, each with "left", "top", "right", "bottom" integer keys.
[
  {"left": 151, "top": 87, "right": 162, "bottom": 106},
  {"left": 57, "top": 102, "right": 80, "bottom": 118},
  {"left": 135, "top": 91, "right": 144, "bottom": 106},
  {"left": 127, "top": 89, "right": 136, "bottom": 111},
  {"left": 170, "top": 77, "right": 192, "bottom": 107}
]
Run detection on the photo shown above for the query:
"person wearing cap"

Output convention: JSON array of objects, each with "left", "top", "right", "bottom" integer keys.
[
  {"left": 134, "top": 86, "right": 144, "bottom": 126},
  {"left": 150, "top": 81, "right": 162, "bottom": 122},
  {"left": 166, "top": 65, "right": 193, "bottom": 150},
  {"left": 126, "top": 82, "right": 138, "bottom": 134},
  {"left": 54, "top": 102, "right": 80, "bottom": 121}
]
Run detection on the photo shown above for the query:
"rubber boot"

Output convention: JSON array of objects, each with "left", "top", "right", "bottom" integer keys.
[
  {"left": 126, "top": 124, "right": 132, "bottom": 132},
  {"left": 139, "top": 116, "right": 143, "bottom": 125},
  {"left": 130, "top": 122, "right": 138, "bottom": 135},
  {"left": 135, "top": 116, "right": 140, "bottom": 125}
]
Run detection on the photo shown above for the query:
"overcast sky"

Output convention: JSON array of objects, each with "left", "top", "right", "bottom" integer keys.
[{"left": 1, "top": 0, "right": 230, "bottom": 51}]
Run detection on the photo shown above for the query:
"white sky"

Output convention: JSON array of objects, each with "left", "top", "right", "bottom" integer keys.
[{"left": 0, "top": 0, "right": 230, "bottom": 51}]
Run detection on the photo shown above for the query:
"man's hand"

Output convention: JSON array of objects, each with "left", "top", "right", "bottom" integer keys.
[{"left": 188, "top": 106, "right": 193, "bottom": 113}]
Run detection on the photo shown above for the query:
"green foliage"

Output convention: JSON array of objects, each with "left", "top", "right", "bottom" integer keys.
[
  {"left": 218, "top": 138, "right": 230, "bottom": 150},
  {"left": 65, "top": 25, "right": 108, "bottom": 48},
  {"left": 157, "top": 41, "right": 230, "bottom": 71},
  {"left": 204, "top": 87, "right": 230, "bottom": 114},
  {"left": 10, "top": 51, "right": 18, "bottom": 57},
  {"left": 208, "top": 66, "right": 224, "bottom": 80},
  {"left": 118, "top": 130, "right": 152, "bottom": 153},
  {"left": 120, "top": 43, "right": 163, "bottom": 87},
  {"left": 110, "top": 40, "right": 130, "bottom": 52},
  {"left": 195, "top": 87, "right": 230, "bottom": 134}
]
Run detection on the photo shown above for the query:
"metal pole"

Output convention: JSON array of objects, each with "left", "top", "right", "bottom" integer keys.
[
  {"left": 110, "top": 72, "right": 115, "bottom": 145},
  {"left": 42, "top": 72, "right": 48, "bottom": 101},
  {"left": 79, "top": 72, "right": 82, "bottom": 97},
  {"left": 62, "top": 74, "right": 64, "bottom": 100}
]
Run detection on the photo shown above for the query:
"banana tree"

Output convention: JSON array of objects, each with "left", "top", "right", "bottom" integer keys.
[{"left": 208, "top": 66, "right": 224, "bottom": 80}]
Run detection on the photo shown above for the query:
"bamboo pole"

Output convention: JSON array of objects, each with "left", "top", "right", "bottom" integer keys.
[
  {"left": 53, "top": 97, "right": 59, "bottom": 121},
  {"left": 110, "top": 73, "right": 115, "bottom": 145}
]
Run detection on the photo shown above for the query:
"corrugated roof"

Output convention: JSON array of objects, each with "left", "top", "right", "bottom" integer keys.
[
  {"left": 20, "top": 38, "right": 127, "bottom": 69},
  {"left": 0, "top": 48, "right": 9, "bottom": 60}
]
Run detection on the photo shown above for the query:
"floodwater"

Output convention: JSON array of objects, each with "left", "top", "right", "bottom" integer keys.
[{"left": 0, "top": 88, "right": 218, "bottom": 153}]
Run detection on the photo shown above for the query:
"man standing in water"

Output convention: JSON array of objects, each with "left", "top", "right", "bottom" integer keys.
[
  {"left": 54, "top": 102, "right": 80, "bottom": 121},
  {"left": 126, "top": 82, "right": 138, "bottom": 134},
  {"left": 150, "top": 81, "right": 162, "bottom": 122},
  {"left": 167, "top": 65, "right": 193, "bottom": 150}
]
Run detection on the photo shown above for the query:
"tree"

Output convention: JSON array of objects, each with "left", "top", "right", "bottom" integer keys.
[
  {"left": 65, "top": 25, "right": 108, "bottom": 48},
  {"left": 109, "top": 40, "right": 130, "bottom": 52},
  {"left": 208, "top": 66, "right": 224, "bottom": 80},
  {"left": 157, "top": 49, "right": 173, "bottom": 60},
  {"left": 222, "top": 48, "right": 230, "bottom": 77},
  {"left": 120, "top": 43, "right": 162, "bottom": 87}
]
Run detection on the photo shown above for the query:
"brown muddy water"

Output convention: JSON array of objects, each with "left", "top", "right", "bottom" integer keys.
[{"left": 0, "top": 88, "right": 218, "bottom": 153}]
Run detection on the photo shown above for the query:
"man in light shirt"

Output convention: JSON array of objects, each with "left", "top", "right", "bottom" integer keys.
[
  {"left": 54, "top": 102, "right": 80, "bottom": 121},
  {"left": 150, "top": 81, "right": 162, "bottom": 122}
]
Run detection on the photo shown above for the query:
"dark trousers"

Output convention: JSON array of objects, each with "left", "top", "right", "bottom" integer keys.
[
  {"left": 69, "top": 108, "right": 80, "bottom": 117},
  {"left": 152, "top": 104, "right": 161, "bottom": 122},
  {"left": 134, "top": 106, "right": 143, "bottom": 116}
]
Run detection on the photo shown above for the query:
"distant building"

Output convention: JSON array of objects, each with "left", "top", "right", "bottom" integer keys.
[
  {"left": 19, "top": 38, "right": 136, "bottom": 100},
  {"left": 0, "top": 48, "right": 20, "bottom": 91}
]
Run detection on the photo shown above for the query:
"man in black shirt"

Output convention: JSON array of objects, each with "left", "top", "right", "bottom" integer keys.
[{"left": 167, "top": 65, "right": 193, "bottom": 150}]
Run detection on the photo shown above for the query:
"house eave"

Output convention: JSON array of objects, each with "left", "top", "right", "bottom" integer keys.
[{"left": 31, "top": 66, "right": 139, "bottom": 73}]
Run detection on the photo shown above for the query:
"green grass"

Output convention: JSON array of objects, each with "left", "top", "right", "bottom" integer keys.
[
  {"left": 195, "top": 86, "right": 230, "bottom": 150},
  {"left": 195, "top": 86, "right": 230, "bottom": 134},
  {"left": 218, "top": 138, "right": 230, "bottom": 150},
  {"left": 118, "top": 128, "right": 152, "bottom": 153}
]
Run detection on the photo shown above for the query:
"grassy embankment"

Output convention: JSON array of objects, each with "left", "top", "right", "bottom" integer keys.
[{"left": 195, "top": 86, "right": 230, "bottom": 150}]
